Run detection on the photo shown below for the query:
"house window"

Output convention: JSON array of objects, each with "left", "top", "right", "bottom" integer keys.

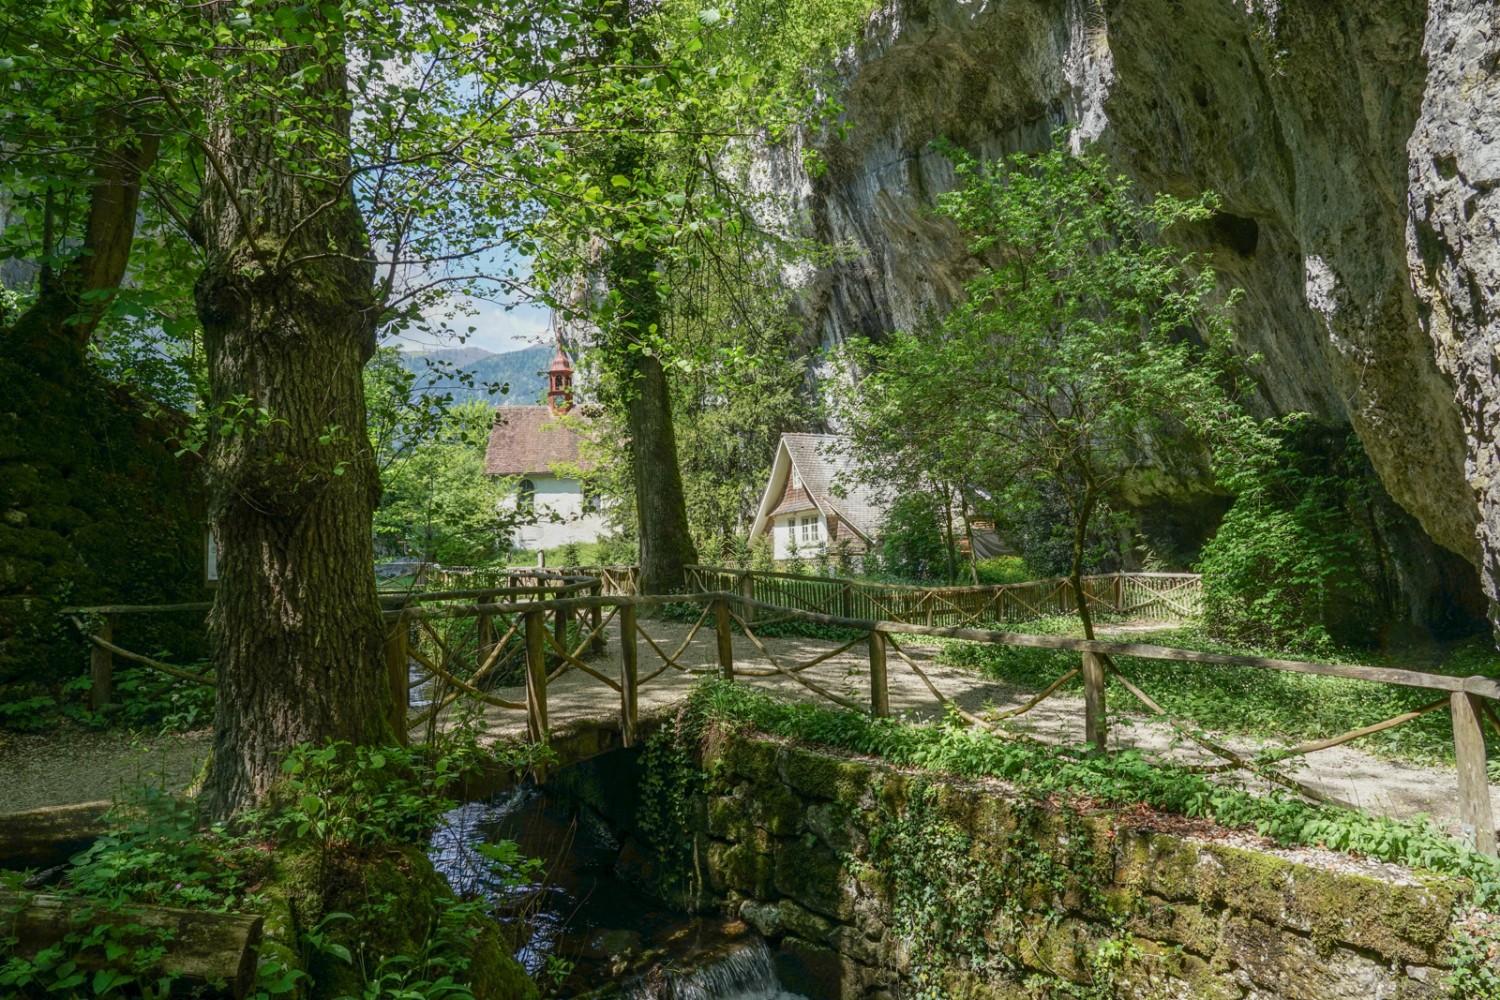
[
  {"left": 791, "top": 467, "right": 802, "bottom": 491},
  {"left": 518, "top": 479, "right": 535, "bottom": 514},
  {"left": 800, "top": 515, "right": 820, "bottom": 543}
]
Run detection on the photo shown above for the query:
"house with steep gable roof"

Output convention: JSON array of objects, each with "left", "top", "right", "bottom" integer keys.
[
  {"left": 484, "top": 347, "right": 608, "bottom": 552},
  {"left": 748, "top": 433, "right": 887, "bottom": 561}
]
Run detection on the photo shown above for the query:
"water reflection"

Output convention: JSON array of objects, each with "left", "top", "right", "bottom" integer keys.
[{"left": 429, "top": 786, "right": 809, "bottom": 999}]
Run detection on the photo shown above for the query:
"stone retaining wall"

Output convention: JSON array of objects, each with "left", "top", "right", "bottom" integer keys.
[{"left": 553, "top": 724, "right": 1468, "bottom": 999}]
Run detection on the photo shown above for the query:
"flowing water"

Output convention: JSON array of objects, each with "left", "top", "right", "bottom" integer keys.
[{"left": 429, "top": 786, "right": 811, "bottom": 999}]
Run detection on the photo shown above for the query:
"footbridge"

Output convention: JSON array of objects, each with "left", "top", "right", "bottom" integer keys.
[{"left": 59, "top": 564, "right": 1500, "bottom": 855}]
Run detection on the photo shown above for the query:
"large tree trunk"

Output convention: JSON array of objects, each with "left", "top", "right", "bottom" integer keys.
[
  {"left": 594, "top": 3, "right": 699, "bottom": 595},
  {"left": 192, "top": 2, "right": 389, "bottom": 819},
  {"left": 627, "top": 346, "right": 699, "bottom": 594},
  {"left": 605, "top": 234, "right": 698, "bottom": 595},
  {"left": 1069, "top": 487, "right": 1098, "bottom": 642}
]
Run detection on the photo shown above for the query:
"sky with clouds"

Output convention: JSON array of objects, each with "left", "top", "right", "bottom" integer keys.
[{"left": 392, "top": 292, "right": 553, "bottom": 356}]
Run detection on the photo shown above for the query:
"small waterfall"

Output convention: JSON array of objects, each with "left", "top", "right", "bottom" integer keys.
[{"left": 625, "top": 937, "right": 807, "bottom": 1000}]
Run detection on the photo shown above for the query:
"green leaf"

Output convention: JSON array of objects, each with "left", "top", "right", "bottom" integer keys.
[{"left": 91, "top": 969, "right": 133, "bottom": 995}]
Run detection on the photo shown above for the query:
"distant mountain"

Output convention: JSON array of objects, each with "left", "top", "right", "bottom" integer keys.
[
  {"left": 419, "top": 346, "right": 496, "bottom": 367},
  {"left": 401, "top": 343, "right": 553, "bottom": 407}
]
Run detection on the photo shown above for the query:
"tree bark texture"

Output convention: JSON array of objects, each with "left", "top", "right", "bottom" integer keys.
[
  {"left": 192, "top": 3, "right": 389, "bottom": 818},
  {"left": 599, "top": 156, "right": 697, "bottom": 592},
  {"left": 1069, "top": 487, "right": 1099, "bottom": 641},
  {"left": 587, "top": 2, "right": 700, "bottom": 596},
  {"left": 627, "top": 343, "right": 698, "bottom": 595}
]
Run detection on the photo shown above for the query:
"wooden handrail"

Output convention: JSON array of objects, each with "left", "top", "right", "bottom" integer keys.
[
  {"left": 55, "top": 576, "right": 1497, "bottom": 853},
  {"left": 61, "top": 580, "right": 598, "bottom": 617},
  {"left": 388, "top": 589, "right": 1500, "bottom": 700},
  {"left": 683, "top": 564, "right": 1200, "bottom": 592}
]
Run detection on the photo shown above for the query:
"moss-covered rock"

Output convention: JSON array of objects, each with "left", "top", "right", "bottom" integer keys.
[
  {"left": 775, "top": 746, "right": 871, "bottom": 804},
  {"left": 707, "top": 840, "right": 777, "bottom": 898},
  {"left": 256, "top": 843, "right": 536, "bottom": 1000},
  {"left": 774, "top": 837, "right": 852, "bottom": 920}
]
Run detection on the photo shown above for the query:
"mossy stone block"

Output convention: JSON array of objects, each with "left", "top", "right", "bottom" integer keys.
[
  {"left": 1197, "top": 842, "right": 1460, "bottom": 964},
  {"left": 1113, "top": 829, "right": 1204, "bottom": 901},
  {"left": 775, "top": 837, "right": 851, "bottom": 920},
  {"left": 708, "top": 840, "right": 776, "bottom": 897},
  {"left": 776, "top": 745, "right": 871, "bottom": 803},
  {"left": 719, "top": 736, "right": 782, "bottom": 785},
  {"left": 748, "top": 782, "right": 805, "bottom": 836},
  {"left": 778, "top": 898, "right": 836, "bottom": 944},
  {"left": 1118, "top": 937, "right": 1240, "bottom": 1000},
  {"left": 805, "top": 800, "right": 858, "bottom": 854},
  {"left": 1220, "top": 914, "right": 1408, "bottom": 1000},
  {"left": 1126, "top": 894, "right": 1222, "bottom": 958}
]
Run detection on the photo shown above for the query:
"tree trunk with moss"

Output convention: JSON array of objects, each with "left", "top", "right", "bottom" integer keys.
[
  {"left": 595, "top": 4, "right": 698, "bottom": 596},
  {"left": 608, "top": 239, "right": 699, "bottom": 596},
  {"left": 192, "top": 1, "right": 390, "bottom": 819}
]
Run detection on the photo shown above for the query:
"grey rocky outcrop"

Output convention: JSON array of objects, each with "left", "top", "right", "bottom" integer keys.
[{"left": 762, "top": 0, "right": 1499, "bottom": 622}]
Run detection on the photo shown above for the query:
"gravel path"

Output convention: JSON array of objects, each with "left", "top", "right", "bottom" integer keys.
[
  {"left": 4, "top": 617, "right": 1496, "bottom": 845},
  {"left": 0, "top": 728, "right": 209, "bottom": 813}
]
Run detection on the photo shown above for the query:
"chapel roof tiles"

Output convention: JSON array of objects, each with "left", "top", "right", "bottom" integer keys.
[{"left": 484, "top": 406, "right": 591, "bottom": 477}]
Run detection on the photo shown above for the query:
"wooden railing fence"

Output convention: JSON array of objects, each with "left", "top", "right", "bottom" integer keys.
[
  {"left": 388, "top": 565, "right": 640, "bottom": 596},
  {"left": 61, "top": 570, "right": 1500, "bottom": 856},
  {"left": 684, "top": 565, "right": 1200, "bottom": 626},
  {"left": 61, "top": 576, "right": 602, "bottom": 714},
  {"left": 370, "top": 588, "right": 1499, "bottom": 854}
]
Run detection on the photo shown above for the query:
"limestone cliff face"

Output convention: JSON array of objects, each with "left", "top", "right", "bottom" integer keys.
[{"left": 767, "top": 0, "right": 1499, "bottom": 619}]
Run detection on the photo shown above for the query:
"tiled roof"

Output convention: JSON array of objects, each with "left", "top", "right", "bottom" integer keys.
[
  {"left": 776, "top": 433, "right": 886, "bottom": 541},
  {"left": 484, "top": 406, "right": 591, "bottom": 476}
]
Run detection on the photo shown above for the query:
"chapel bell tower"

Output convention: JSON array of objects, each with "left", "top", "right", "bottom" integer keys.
[{"left": 547, "top": 344, "right": 574, "bottom": 414}]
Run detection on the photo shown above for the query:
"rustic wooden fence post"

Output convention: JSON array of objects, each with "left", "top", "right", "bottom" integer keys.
[
  {"left": 924, "top": 591, "right": 934, "bottom": 627},
  {"left": 524, "top": 609, "right": 549, "bottom": 745},
  {"left": 589, "top": 582, "right": 605, "bottom": 653},
  {"left": 739, "top": 571, "right": 756, "bottom": 625},
  {"left": 552, "top": 602, "right": 569, "bottom": 669},
  {"left": 1082, "top": 651, "right": 1107, "bottom": 753},
  {"left": 384, "top": 613, "right": 409, "bottom": 746},
  {"left": 476, "top": 596, "right": 494, "bottom": 660},
  {"left": 619, "top": 602, "right": 639, "bottom": 747},
  {"left": 90, "top": 615, "right": 114, "bottom": 711},
  {"left": 841, "top": 581, "right": 854, "bottom": 619},
  {"left": 868, "top": 630, "right": 889, "bottom": 718},
  {"left": 714, "top": 598, "right": 734, "bottom": 682},
  {"left": 1452, "top": 692, "right": 1497, "bottom": 854}
]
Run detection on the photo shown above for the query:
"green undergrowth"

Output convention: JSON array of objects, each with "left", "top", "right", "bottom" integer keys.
[
  {"left": 682, "top": 680, "right": 1500, "bottom": 910},
  {"left": 0, "top": 661, "right": 216, "bottom": 735},
  {"left": 928, "top": 620, "right": 1500, "bottom": 772},
  {"left": 0, "top": 725, "right": 551, "bottom": 1000}
]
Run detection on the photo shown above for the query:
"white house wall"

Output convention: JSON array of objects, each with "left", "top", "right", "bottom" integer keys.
[
  {"left": 772, "top": 512, "right": 827, "bottom": 560},
  {"left": 500, "top": 475, "right": 610, "bottom": 552}
]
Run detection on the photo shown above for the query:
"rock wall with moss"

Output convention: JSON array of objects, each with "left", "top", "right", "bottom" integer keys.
[
  {"left": 0, "top": 358, "right": 208, "bottom": 694},
  {"left": 560, "top": 723, "right": 1470, "bottom": 999},
  {"left": 759, "top": 0, "right": 1499, "bottom": 627}
]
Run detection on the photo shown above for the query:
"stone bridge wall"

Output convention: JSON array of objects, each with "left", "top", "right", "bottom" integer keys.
[{"left": 554, "top": 723, "right": 1468, "bottom": 999}]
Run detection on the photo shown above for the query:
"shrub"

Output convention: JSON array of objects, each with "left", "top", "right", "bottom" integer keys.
[
  {"left": 1199, "top": 423, "right": 1393, "bottom": 651},
  {"left": 880, "top": 493, "right": 948, "bottom": 582}
]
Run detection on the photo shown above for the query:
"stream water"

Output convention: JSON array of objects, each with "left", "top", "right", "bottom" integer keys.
[{"left": 429, "top": 787, "right": 811, "bottom": 999}]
